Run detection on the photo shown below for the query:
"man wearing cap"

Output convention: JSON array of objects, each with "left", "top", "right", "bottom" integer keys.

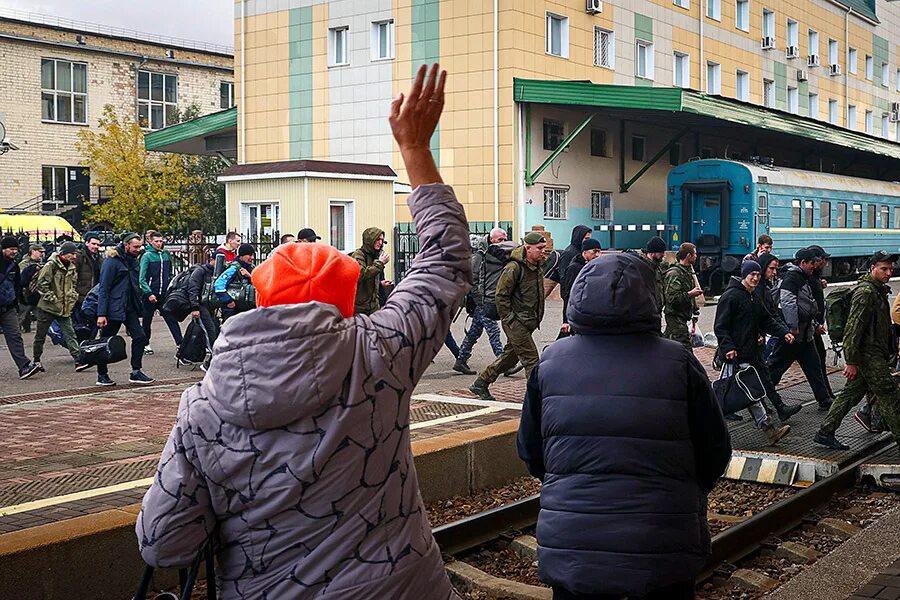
[
  {"left": 17, "top": 242, "right": 45, "bottom": 333},
  {"left": 95, "top": 232, "right": 153, "bottom": 386},
  {"left": 352, "top": 227, "right": 391, "bottom": 315},
  {"left": 559, "top": 237, "right": 602, "bottom": 337},
  {"left": 815, "top": 251, "right": 900, "bottom": 450},
  {"left": 297, "top": 228, "right": 321, "bottom": 243},
  {"left": 32, "top": 241, "right": 86, "bottom": 372},
  {"left": 642, "top": 236, "right": 668, "bottom": 317},
  {"left": 470, "top": 231, "right": 546, "bottom": 402},
  {"left": 0, "top": 237, "right": 40, "bottom": 379},
  {"left": 768, "top": 248, "right": 834, "bottom": 410},
  {"left": 663, "top": 242, "right": 703, "bottom": 352},
  {"left": 213, "top": 243, "right": 256, "bottom": 319}
]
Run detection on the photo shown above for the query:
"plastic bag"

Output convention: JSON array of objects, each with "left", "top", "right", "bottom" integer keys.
[{"left": 690, "top": 319, "right": 705, "bottom": 348}]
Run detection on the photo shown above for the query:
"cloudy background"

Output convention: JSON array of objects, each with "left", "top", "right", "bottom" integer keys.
[{"left": 0, "top": 0, "right": 233, "bottom": 48}]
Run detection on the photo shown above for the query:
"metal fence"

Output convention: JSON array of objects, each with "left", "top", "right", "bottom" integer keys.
[{"left": 392, "top": 221, "right": 513, "bottom": 282}]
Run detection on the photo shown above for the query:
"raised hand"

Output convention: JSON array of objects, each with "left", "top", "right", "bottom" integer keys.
[{"left": 389, "top": 64, "right": 446, "bottom": 189}]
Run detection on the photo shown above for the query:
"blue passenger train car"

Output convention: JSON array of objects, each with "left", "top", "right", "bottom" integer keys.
[{"left": 667, "top": 159, "right": 900, "bottom": 292}]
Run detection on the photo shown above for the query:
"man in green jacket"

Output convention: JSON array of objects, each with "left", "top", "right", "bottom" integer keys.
[
  {"left": 17, "top": 243, "right": 45, "bottom": 332},
  {"left": 663, "top": 242, "right": 703, "bottom": 351},
  {"left": 33, "top": 242, "right": 85, "bottom": 372},
  {"left": 815, "top": 251, "right": 900, "bottom": 450},
  {"left": 351, "top": 227, "right": 391, "bottom": 315},
  {"left": 470, "top": 232, "right": 546, "bottom": 402},
  {"left": 139, "top": 232, "right": 182, "bottom": 352}
]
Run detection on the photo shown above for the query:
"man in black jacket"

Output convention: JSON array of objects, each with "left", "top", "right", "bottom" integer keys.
[
  {"left": 186, "top": 253, "right": 220, "bottom": 348},
  {"left": 0, "top": 237, "right": 39, "bottom": 379},
  {"left": 558, "top": 238, "right": 601, "bottom": 337},
  {"left": 715, "top": 260, "right": 800, "bottom": 431},
  {"left": 555, "top": 224, "right": 592, "bottom": 285},
  {"left": 808, "top": 245, "right": 835, "bottom": 397}
]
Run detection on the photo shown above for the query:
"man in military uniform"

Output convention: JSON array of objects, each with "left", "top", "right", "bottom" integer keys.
[
  {"left": 470, "top": 231, "right": 546, "bottom": 402},
  {"left": 814, "top": 251, "right": 900, "bottom": 450},
  {"left": 663, "top": 242, "right": 703, "bottom": 351},
  {"left": 642, "top": 236, "right": 668, "bottom": 316}
]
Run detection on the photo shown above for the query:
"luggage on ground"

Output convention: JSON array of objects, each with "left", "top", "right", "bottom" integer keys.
[{"left": 176, "top": 319, "right": 210, "bottom": 365}]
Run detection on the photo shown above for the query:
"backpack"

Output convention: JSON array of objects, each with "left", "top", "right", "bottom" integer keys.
[
  {"left": 482, "top": 242, "right": 526, "bottom": 321},
  {"left": 543, "top": 250, "right": 562, "bottom": 283},
  {"left": 161, "top": 266, "right": 201, "bottom": 322},
  {"left": 825, "top": 284, "right": 857, "bottom": 344},
  {"left": 176, "top": 319, "right": 210, "bottom": 365},
  {"left": 21, "top": 263, "right": 41, "bottom": 306}
]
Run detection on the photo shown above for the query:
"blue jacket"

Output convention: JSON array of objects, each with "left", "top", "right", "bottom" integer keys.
[
  {"left": 517, "top": 253, "right": 731, "bottom": 597},
  {"left": 97, "top": 244, "right": 143, "bottom": 321},
  {"left": 213, "top": 258, "right": 253, "bottom": 304}
]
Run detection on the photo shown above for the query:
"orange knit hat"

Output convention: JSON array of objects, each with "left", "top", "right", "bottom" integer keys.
[{"left": 251, "top": 243, "right": 361, "bottom": 317}]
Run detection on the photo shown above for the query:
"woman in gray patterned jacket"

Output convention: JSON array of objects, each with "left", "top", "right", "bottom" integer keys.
[{"left": 135, "top": 64, "right": 467, "bottom": 600}]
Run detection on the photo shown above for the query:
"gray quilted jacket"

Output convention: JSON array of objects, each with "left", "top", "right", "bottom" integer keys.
[{"left": 136, "top": 184, "right": 470, "bottom": 599}]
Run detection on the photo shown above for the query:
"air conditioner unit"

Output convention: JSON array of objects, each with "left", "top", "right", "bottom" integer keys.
[
  {"left": 75, "top": 34, "right": 87, "bottom": 45},
  {"left": 891, "top": 102, "right": 900, "bottom": 112},
  {"left": 808, "top": 54, "right": 820, "bottom": 67},
  {"left": 891, "top": 111, "right": 900, "bottom": 123},
  {"left": 761, "top": 36, "right": 775, "bottom": 50},
  {"left": 787, "top": 46, "right": 799, "bottom": 59},
  {"left": 796, "top": 69, "right": 808, "bottom": 82},
  {"left": 165, "top": 49, "right": 175, "bottom": 59},
  {"left": 586, "top": 0, "right": 602, "bottom": 14},
  {"left": 830, "top": 63, "right": 842, "bottom": 76}
]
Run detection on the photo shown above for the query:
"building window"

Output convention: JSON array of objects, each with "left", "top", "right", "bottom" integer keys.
[
  {"left": 847, "top": 104, "right": 857, "bottom": 129},
  {"left": 829, "top": 99, "right": 838, "bottom": 124},
  {"left": 852, "top": 203, "right": 862, "bottom": 228},
  {"left": 591, "top": 191, "right": 613, "bottom": 220},
  {"left": 896, "top": 68, "right": 900, "bottom": 92},
  {"left": 329, "top": 26, "right": 349, "bottom": 66},
  {"left": 546, "top": 12, "right": 569, "bottom": 58},
  {"left": 883, "top": 114, "right": 890, "bottom": 139},
  {"left": 791, "top": 199, "right": 801, "bottom": 227},
  {"left": 594, "top": 27, "right": 614, "bottom": 68},
  {"left": 240, "top": 202, "right": 280, "bottom": 243},
  {"left": 882, "top": 205, "right": 890, "bottom": 229},
  {"left": 848, "top": 48, "right": 857, "bottom": 74},
  {"left": 867, "top": 204, "right": 876, "bottom": 228},
  {"left": 371, "top": 20, "right": 394, "bottom": 61},
  {"left": 786, "top": 19, "right": 798, "bottom": 50},
  {"left": 41, "top": 58, "right": 87, "bottom": 124},
  {"left": 736, "top": 70, "right": 749, "bottom": 102},
  {"left": 736, "top": 0, "right": 750, "bottom": 32},
  {"left": 591, "top": 128, "right": 608, "bottom": 157},
  {"left": 865, "top": 110, "right": 874, "bottom": 134},
  {"left": 674, "top": 0, "right": 689, "bottom": 8},
  {"left": 837, "top": 202, "right": 847, "bottom": 227},
  {"left": 220, "top": 81, "right": 234, "bottom": 109},
  {"left": 820, "top": 200, "right": 831, "bottom": 228},
  {"left": 808, "top": 93, "right": 819, "bottom": 119},
  {"left": 674, "top": 52, "right": 690, "bottom": 87},
  {"left": 543, "top": 188, "right": 567, "bottom": 219},
  {"left": 865, "top": 55, "right": 873, "bottom": 80},
  {"left": 543, "top": 119, "right": 564, "bottom": 150},
  {"left": 808, "top": 30, "right": 819, "bottom": 61},
  {"left": 787, "top": 86, "right": 798, "bottom": 114},
  {"left": 706, "top": 62, "right": 721, "bottom": 95},
  {"left": 328, "top": 200, "right": 355, "bottom": 253},
  {"left": 763, "top": 79, "right": 775, "bottom": 108},
  {"left": 707, "top": 0, "right": 721, "bottom": 21},
  {"left": 632, "top": 135, "right": 646, "bottom": 161},
  {"left": 882, "top": 62, "right": 889, "bottom": 87},
  {"left": 828, "top": 39, "right": 838, "bottom": 67},
  {"left": 137, "top": 70, "right": 177, "bottom": 130},
  {"left": 42, "top": 166, "right": 73, "bottom": 207},
  {"left": 635, "top": 40, "right": 654, "bottom": 80},
  {"left": 762, "top": 10, "right": 775, "bottom": 41},
  {"left": 669, "top": 142, "right": 681, "bottom": 166},
  {"left": 804, "top": 200, "right": 814, "bottom": 227}
]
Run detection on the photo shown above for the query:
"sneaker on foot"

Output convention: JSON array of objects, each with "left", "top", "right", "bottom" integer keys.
[
  {"left": 176, "top": 358, "right": 194, "bottom": 368},
  {"left": 813, "top": 430, "right": 850, "bottom": 450},
  {"left": 19, "top": 362, "right": 40, "bottom": 380},
  {"left": 144, "top": 346, "right": 154, "bottom": 355},
  {"left": 74, "top": 362, "right": 91, "bottom": 372},
  {"left": 854, "top": 410, "right": 875, "bottom": 433},
  {"left": 129, "top": 370, "right": 155, "bottom": 385},
  {"left": 452, "top": 359, "right": 476, "bottom": 375},
  {"left": 96, "top": 374, "right": 116, "bottom": 386}
]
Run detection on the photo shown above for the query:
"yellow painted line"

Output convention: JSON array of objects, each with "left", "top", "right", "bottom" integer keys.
[
  {"left": 410, "top": 407, "right": 503, "bottom": 430},
  {"left": 0, "top": 477, "right": 154, "bottom": 517},
  {"left": 725, "top": 456, "right": 746, "bottom": 480}
]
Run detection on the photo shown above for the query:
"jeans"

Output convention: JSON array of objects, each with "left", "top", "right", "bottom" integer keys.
[
  {"left": 142, "top": 295, "right": 183, "bottom": 346},
  {"left": 728, "top": 362, "right": 771, "bottom": 428},
  {"left": 0, "top": 306, "right": 30, "bottom": 370},
  {"left": 97, "top": 311, "right": 147, "bottom": 375},
  {"left": 767, "top": 338, "right": 832, "bottom": 404},
  {"left": 458, "top": 305, "right": 503, "bottom": 362},
  {"left": 444, "top": 331, "right": 460, "bottom": 359},
  {"left": 33, "top": 308, "right": 79, "bottom": 362},
  {"left": 552, "top": 579, "right": 695, "bottom": 600}
]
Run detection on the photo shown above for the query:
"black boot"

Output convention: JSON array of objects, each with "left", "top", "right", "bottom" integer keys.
[
  {"left": 771, "top": 397, "right": 802, "bottom": 421},
  {"left": 453, "top": 359, "right": 475, "bottom": 375},
  {"left": 469, "top": 378, "right": 496, "bottom": 402}
]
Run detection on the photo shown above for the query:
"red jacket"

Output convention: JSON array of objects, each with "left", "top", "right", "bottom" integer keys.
[{"left": 215, "top": 245, "right": 236, "bottom": 262}]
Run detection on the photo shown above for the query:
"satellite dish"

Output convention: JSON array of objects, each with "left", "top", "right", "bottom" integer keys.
[{"left": 0, "top": 118, "right": 20, "bottom": 154}]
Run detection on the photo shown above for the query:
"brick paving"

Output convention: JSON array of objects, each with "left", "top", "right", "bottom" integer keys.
[{"left": 849, "top": 561, "right": 900, "bottom": 599}]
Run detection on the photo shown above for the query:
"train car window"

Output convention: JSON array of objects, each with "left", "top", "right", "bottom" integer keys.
[
  {"left": 757, "top": 193, "right": 768, "bottom": 224},
  {"left": 820, "top": 201, "right": 831, "bottom": 228},
  {"left": 867, "top": 205, "right": 876, "bottom": 228},
  {"left": 837, "top": 202, "right": 847, "bottom": 227},
  {"left": 882, "top": 205, "right": 890, "bottom": 229},
  {"left": 804, "top": 200, "right": 814, "bottom": 227},
  {"left": 791, "top": 199, "right": 801, "bottom": 227},
  {"left": 852, "top": 204, "right": 863, "bottom": 228},
  {"left": 894, "top": 207, "right": 900, "bottom": 229}
]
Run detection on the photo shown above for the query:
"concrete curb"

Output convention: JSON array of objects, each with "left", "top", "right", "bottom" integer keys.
[
  {"left": 446, "top": 560, "right": 552, "bottom": 600},
  {"left": 509, "top": 535, "right": 538, "bottom": 562}
]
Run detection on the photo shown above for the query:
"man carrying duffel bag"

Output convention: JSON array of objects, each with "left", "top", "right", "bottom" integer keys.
[{"left": 212, "top": 243, "right": 256, "bottom": 320}]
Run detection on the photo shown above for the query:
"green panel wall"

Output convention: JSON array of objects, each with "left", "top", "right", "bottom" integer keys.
[
  {"left": 289, "top": 7, "right": 314, "bottom": 160},
  {"left": 634, "top": 13, "right": 653, "bottom": 42},
  {"left": 799, "top": 80, "right": 809, "bottom": 114},
  {"left": 873, "top": 34, "right": 889, "bottom": 87},
  {"left": 774, "top": 62, "right": 787, "bottom": 110},
  {"left": 412, "top": 0, "right": 441, "bottom": 165}
]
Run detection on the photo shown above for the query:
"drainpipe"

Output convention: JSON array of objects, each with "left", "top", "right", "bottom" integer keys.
[
  {"left": 843, "top": 5, "right": 850, "bottom": 125},
  {"left": 517, "top": 103, "right": 527, "bottom": 240},
  {"left": 240, "top": 0, "right": 246, "bottom": 164},
  {"left": 699, "top": 3, "right": 705, "bottom": 92},
  {"left": 492, "top": 0, "right": 499, "bottom": 226}
]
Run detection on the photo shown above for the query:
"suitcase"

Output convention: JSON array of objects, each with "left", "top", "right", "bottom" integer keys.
[{"left": 77, "top": 335, "right": 127, "bottom": 366}]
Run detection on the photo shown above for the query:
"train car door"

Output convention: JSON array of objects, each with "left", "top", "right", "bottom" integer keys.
[{"left": 692, "top": 191, "right": 722, "bottom": 249}]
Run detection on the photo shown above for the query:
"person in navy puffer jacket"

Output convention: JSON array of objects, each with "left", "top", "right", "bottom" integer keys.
[{"left": 517, "top": 252, "right": 732, "bottom": 600}]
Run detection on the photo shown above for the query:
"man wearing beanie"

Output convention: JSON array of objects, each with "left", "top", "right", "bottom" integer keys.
[
  {"left": 32, "top": 242, "right": 86, "bottom": 372},
  {"left": 663, "top": 243, "right": 703, "bottom": 352},
  {"left": 213, "top": 243, "right": 256, "bottom": 319},
  {"left": 714, "top": 260, "right": 794, "bottom": 443},
  {"left": 137, "top": 64, "right": 465, "bottom": 600},
  {"left": 0, "top": 236, "right": 40, "bottom": 379},
  {"left": 642, "top": 235, "right": 669, "bottom": 316},
  {"left": 94, "top": 232, "right": 153, "bottom": 386},
  {"left": 559, "top": 237, "right": 602, "bottom": 337},
  {"left": 351, "top": 226, "right": 391, "bottom": 315},
  {"left": 470, "top": 231, "right": 547, "bottom": 402}
]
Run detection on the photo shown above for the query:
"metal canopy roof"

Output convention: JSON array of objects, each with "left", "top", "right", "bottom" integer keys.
[
  {"left": 144, "top": 106, "right": 236, "bottom": 159},
  {"left": 513, "top": 78, "right": 900, "bottom": 162}
]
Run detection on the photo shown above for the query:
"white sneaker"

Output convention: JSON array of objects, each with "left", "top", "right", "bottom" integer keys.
[{"left": 144, "top": 345, "right": 154, "bottom": 355}]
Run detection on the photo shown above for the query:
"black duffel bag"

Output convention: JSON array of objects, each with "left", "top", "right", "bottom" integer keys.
[
  {"left": 712, "top": 362, "right": 767, "bottom": 415},
  {"left": 78, "top": 335, "right": 127, "bottom": 366},
  {"left": 177, "top": 320, "right": 210, "bottom": 365}
]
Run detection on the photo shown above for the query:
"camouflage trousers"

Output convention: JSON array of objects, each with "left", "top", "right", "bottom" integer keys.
[
  {"left": 479, "top": 319, "right": 539, "bottom": 384},
  {"left": 663, "top": 315, "right": 693, "bottom": 353},
  {"left": 821, "top": 357, "right": 900, "bottom": 445}
]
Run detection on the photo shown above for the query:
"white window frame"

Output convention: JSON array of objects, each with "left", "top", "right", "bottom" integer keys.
[
  {"left": 674, "top": 0, "right": 689, "bottom": 9},
  {"left": 848, "top": 48, "right": 857, "bottom": 74},
  {"left": 808, "top": 29, "right": 819, "bottom": 61},
  {"left": 736, "top": 0, "right": 750, "bottom": 32},
  {"left": 787, "top": 86, "right": 798, "bottom": 114},
  {"left": 808, "top": 92, "right": 819, "bottom": 119},
  {"left": 848, "top": 104, "right": 857, "bottom": 129},
  {"left": 674, "top": 52, "right": 690, "bottom": 88},
  {"left": 635, "top": 39, "right": 655, "bottom": 80},
  {"left": 543, "top": 187, "right": 567, "bottom": 220},
  {"left": 736, "top": 70, "right": 749, "bottom": 102},
  {"left": 762, "top": 10, "right": 775, "bottom": 40},
  {"left": 220, "top": 81, "right": 235, "bottom": 109},
  {"left": 706, "top": 0, "right": 721, "bottom": 21},
  {"left": 763, "top": 79, "right": 775, "bottom": 108},
  {"left": 882, "top": 62, "right": 889, "bottom": 87},
  {"left": 829, "top": 99, "right": 839, "bottom": 124},
  {"left": 42, "top": 165, "right": 71, "bottom": 208},
  {"left": 371, "top": 20, "right": 394, "bottom": 61},
  {"left": 828, "top": 39, "right": 838, "bottom": 66},
  {"left": 594, "top": 27, "right": 614, "bottom": 69},
  {"left": 865, "top": 55, "right": 873, "bottom": 80},
  {"left": 328, "top": 199, "right": 356, "bottom": 253},
  {"left": 896, "top": 68, "right": 900, "bottom": 92},
  {"left": 706, "top": 61, "right": 721, "bottom": 95},
  {"left": 546, "top": 12, "right": 570, "bottom": 58},
  {"left": 239, "top": 201, "right": 281, "bottom": 242},
  {"left": 41, "top": 58, "right": 88, "bottom": 125},
  {"left": 591, "top": 190, "right": 613, "bottom": 221},
  {"left": 786, "top": 19, "right": 798, "bottom": 49},
  {"left": 883, "top": 113, "right": 890, "bottom": 139},
  {"left": 329, "top": 26, "right": 349, "bottom": 67},
  {"left": 137, "top": 70, "right": 177, "bottom": 130},
  {"left": 865, "top": 109, "right": 874, "bottom": 134}
]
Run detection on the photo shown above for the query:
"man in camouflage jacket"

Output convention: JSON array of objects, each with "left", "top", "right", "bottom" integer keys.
[
  {"left": 663, "top": 243, "right": 702, "bottom": 351},
  {"left": 815, "top": 251, "right": 900, "bottom": 450}
]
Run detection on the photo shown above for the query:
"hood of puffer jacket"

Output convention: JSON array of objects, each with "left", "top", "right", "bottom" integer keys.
[
  {"left": 568, "top": 224, "right": 592, "bottom": 248},
  {"left": 567, "top": 252, "right": 661, "bottom": 334},
  {"left": 203, "top": 303, "right": 355, "bottom": 430},
  {"left": 106, "top": 244, "right": 137, "bottom": 266},
  {"left": 361, "top": 227, "right": 385, "bottom": 255}
]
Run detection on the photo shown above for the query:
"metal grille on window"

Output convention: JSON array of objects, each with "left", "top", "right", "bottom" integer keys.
[
  {"left": 594, "top": 29, "right": 611, "bottom": 67},
  {"left": 591, "top": 191, "right": 612, "bottom": 220},
  {"left": 544, "top": 188, "right": 566, "bottom": 219},
  {"left": 757, "top": 194, "right": 767, "bottom": 224}
]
